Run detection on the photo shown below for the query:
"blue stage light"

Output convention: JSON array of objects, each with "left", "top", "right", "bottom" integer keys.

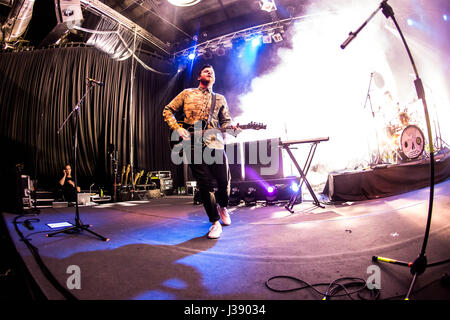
[
  {"left": 252, "top": 36, "right": 262, "bottom": 47},
  {"left": 188, "top": 52, "right": 196, "bottom": 60},
  {"left": 290, "top": 182, "right": 300, "bottom": 193}
]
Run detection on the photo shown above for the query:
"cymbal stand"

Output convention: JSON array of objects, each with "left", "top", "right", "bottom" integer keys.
[{"left": 363, "top": 72, "right": 383, "bottom": 165}]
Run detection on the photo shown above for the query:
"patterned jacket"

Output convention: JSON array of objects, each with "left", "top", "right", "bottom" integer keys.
[{"left": 163, "top": 86, "right": 232, "bottom": 149}]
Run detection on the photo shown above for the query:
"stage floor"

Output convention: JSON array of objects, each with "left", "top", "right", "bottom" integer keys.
[{"left": 3, "top": 179, "right": 450, "bottom": 301}]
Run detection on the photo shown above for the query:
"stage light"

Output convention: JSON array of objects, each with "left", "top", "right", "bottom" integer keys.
[
  {"left": 216, "top": 46, "right": 226, "bottom": 56},
  {"left": 244, "top": 187, "right": 257, "bottom": 206},
  {"left": 223, "top": 40, "right": 233, "bottom": 49},
  {"left": 406, "top": 18, "right": 414, "bottom": 26},
  {"left": 262, "top": 34, "right": 272, "bottom": 44},
  {"left": 444, "top": 14, "right": 448, "bottom": 22},
  {"left": 188, "top": 52, "right": 196, "bottom": 60},
  {"left": 203, "top": 48, "right": 213, "bottom": 60},
  {"left": 272, "top": 33, "right": 283, "bottom": 42},
  {"left": 252, "top": 36, "right": 262, "bottom": 47},
  {"left": 259, "top": 0, "right": 277, "bottom": 13},
  {"left": 290, "top": 181, "right": 300, "bottom": 193},
  {"left": 265, "top": 185, "right": 277, "bottom": 205},
  {"left": 289, "top": 182, "right": 302, "bottom": 204},
  {"left": 229, "top": 186, "right": 240, "bottom": 206}
]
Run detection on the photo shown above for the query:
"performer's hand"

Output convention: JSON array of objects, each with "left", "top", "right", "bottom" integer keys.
[
  {"left": 177, "top": 127, "right": 190, "bottom": 140},
  {"left": 228, "top": 124, "right": 242, "bottom": 136}
]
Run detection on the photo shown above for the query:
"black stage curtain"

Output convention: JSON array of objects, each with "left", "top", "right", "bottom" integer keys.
[{"left": 0, "top": 46, "right": 183, "bottom": 198}]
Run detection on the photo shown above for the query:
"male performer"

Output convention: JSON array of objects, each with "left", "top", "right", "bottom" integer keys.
[{"left": 163, "top": 65, "right": 238, "bottom": 239}]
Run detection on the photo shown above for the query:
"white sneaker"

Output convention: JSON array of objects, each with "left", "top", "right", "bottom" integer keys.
[
  {"left": 207, "top": 223, "right": 222, "bottom": 239},
  {"left": 217, "top": 205, "right": 231, "bottom": 226}
]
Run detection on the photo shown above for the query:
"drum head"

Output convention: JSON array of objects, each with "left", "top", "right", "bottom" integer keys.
[{"left": 400, "top": 125, "right": 425, "bottom": 159}]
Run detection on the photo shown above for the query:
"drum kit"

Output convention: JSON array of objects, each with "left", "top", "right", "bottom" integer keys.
[{"left": 377, "top": 100, "right": 426, "bottom": 163}]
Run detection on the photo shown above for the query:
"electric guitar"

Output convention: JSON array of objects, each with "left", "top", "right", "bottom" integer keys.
[
  {"left": 124, "top": 164, "right": 131, "bottom": 186},
  {"left": 120, "top": 165, "right": 126, "bottom": 186},
  {"left": 168, "top": 120, "right": 266, "bottom": 150},
  {"left": 134, "top": 169, "right": 144, "bottom": 186}
]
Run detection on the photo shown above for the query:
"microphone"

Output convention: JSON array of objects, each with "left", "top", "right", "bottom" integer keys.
[
  {"left": 87, "top": 77, "right": 104, "bottom": 86},
  {"left": 340, "top": 32, "right": 356, "bottom": 49}
]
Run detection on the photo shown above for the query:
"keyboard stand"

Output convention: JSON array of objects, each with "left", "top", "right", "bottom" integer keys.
[{"left": 281, "top": 137, "right": 329, "bottom": 212}]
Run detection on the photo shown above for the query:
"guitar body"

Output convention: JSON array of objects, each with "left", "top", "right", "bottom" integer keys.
[
  {"left": 168, "top": 120, "right": 208, "bottom": 151},
  {"left": 168, "top": 120, "right": 266, "bottom": 151}
]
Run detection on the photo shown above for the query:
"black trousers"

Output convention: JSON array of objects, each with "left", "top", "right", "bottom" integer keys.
[
  {"left": 188, "top": 147, "right": 231, "bottom": 223},
  {"left": 63, "top": 185, "right": 77, "bottom": 202}
]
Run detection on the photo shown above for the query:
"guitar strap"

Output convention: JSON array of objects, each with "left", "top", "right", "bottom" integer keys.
[{"left": 207, "top": 92, "right": 216, "bottom": 127}]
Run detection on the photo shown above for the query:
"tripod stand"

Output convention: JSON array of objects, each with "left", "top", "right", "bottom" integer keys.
[
  {"left": 47, "top": 80, "right": 109, "bottom": 242},
  {"left": 341, "top": 0, "right": 449, "bottom": 299}
]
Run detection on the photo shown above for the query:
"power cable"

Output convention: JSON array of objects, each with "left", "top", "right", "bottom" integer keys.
[{"left": 12, "top": 213, "right": 78, "bottom": 300}]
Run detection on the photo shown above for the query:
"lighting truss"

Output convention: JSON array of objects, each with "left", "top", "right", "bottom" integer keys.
[
  {"left": 79, "top": 0, "right": 170, "bottom": 54},
  {"left": 173, "top": 20, "right": 287, "bottom": 59},
  {"left": 171, "top": 12, "right": 324, "bottom": 59}
]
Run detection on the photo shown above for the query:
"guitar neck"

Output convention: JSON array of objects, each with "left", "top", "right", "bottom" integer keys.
[{"left": 198, "top": 125, "right": 252, "bottom": 134}]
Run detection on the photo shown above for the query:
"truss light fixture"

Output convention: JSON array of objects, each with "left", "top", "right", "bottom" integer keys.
[
  {"left": 251, "top": 35, "right": 262, "bottom": 47},
  {"left": 259, "top": 0, "right": 277, "bottom": 13},
  {"left": 262, "top": 33, "right": 272, "bottom": 44},
  {"left": 203, "top": 48, "right": 213, "bottom": 59},
  {"left": 222, "top": 40, "right": 233, "bottom": 48},
  {"left": 168, "top": 0, "right": 202, "bottom": 7},
  {"left": 272, "top": 32, "right": 283, "bottom": 42},
  {"left": 215, "top": 45, "right": 226, "bottom": 56},
  {"left": 188, "top": 52, "right": 196, "bottom": 60}
]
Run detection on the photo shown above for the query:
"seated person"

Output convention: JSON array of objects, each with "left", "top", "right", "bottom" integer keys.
[{"left": 59, "top": 164, "right": 80, "bottom": 202}]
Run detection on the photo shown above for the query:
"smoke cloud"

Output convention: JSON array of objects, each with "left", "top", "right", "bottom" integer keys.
[{"left": 231, "top": 0, "right": 449, "bottom": 182}]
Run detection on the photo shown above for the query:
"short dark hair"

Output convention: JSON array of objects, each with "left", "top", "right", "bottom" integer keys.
[{"left": 198, "top": 65, "right": 213, "bottom": 76}]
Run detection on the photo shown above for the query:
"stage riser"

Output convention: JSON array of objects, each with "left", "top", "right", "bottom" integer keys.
[{"left": 324, "top": 152, "right": 450, "bottom": 201}]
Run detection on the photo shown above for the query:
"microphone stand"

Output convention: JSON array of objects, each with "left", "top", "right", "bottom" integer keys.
[
  {"left": 30, "top": 111, "right": 44, "bottom": 214},
  {"left": 47, "top": 81, "right": 109, "bottom": 242},
  {"left": 341, "top": 0, "right": 449, "bottom": 300},
  {"left": 363, "top": 72, "right": 383, "bottom": 165}
]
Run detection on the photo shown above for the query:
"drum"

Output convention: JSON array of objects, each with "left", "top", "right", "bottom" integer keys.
[{"left": 400, "top": 125, "right": 425, "bottom": 159}]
